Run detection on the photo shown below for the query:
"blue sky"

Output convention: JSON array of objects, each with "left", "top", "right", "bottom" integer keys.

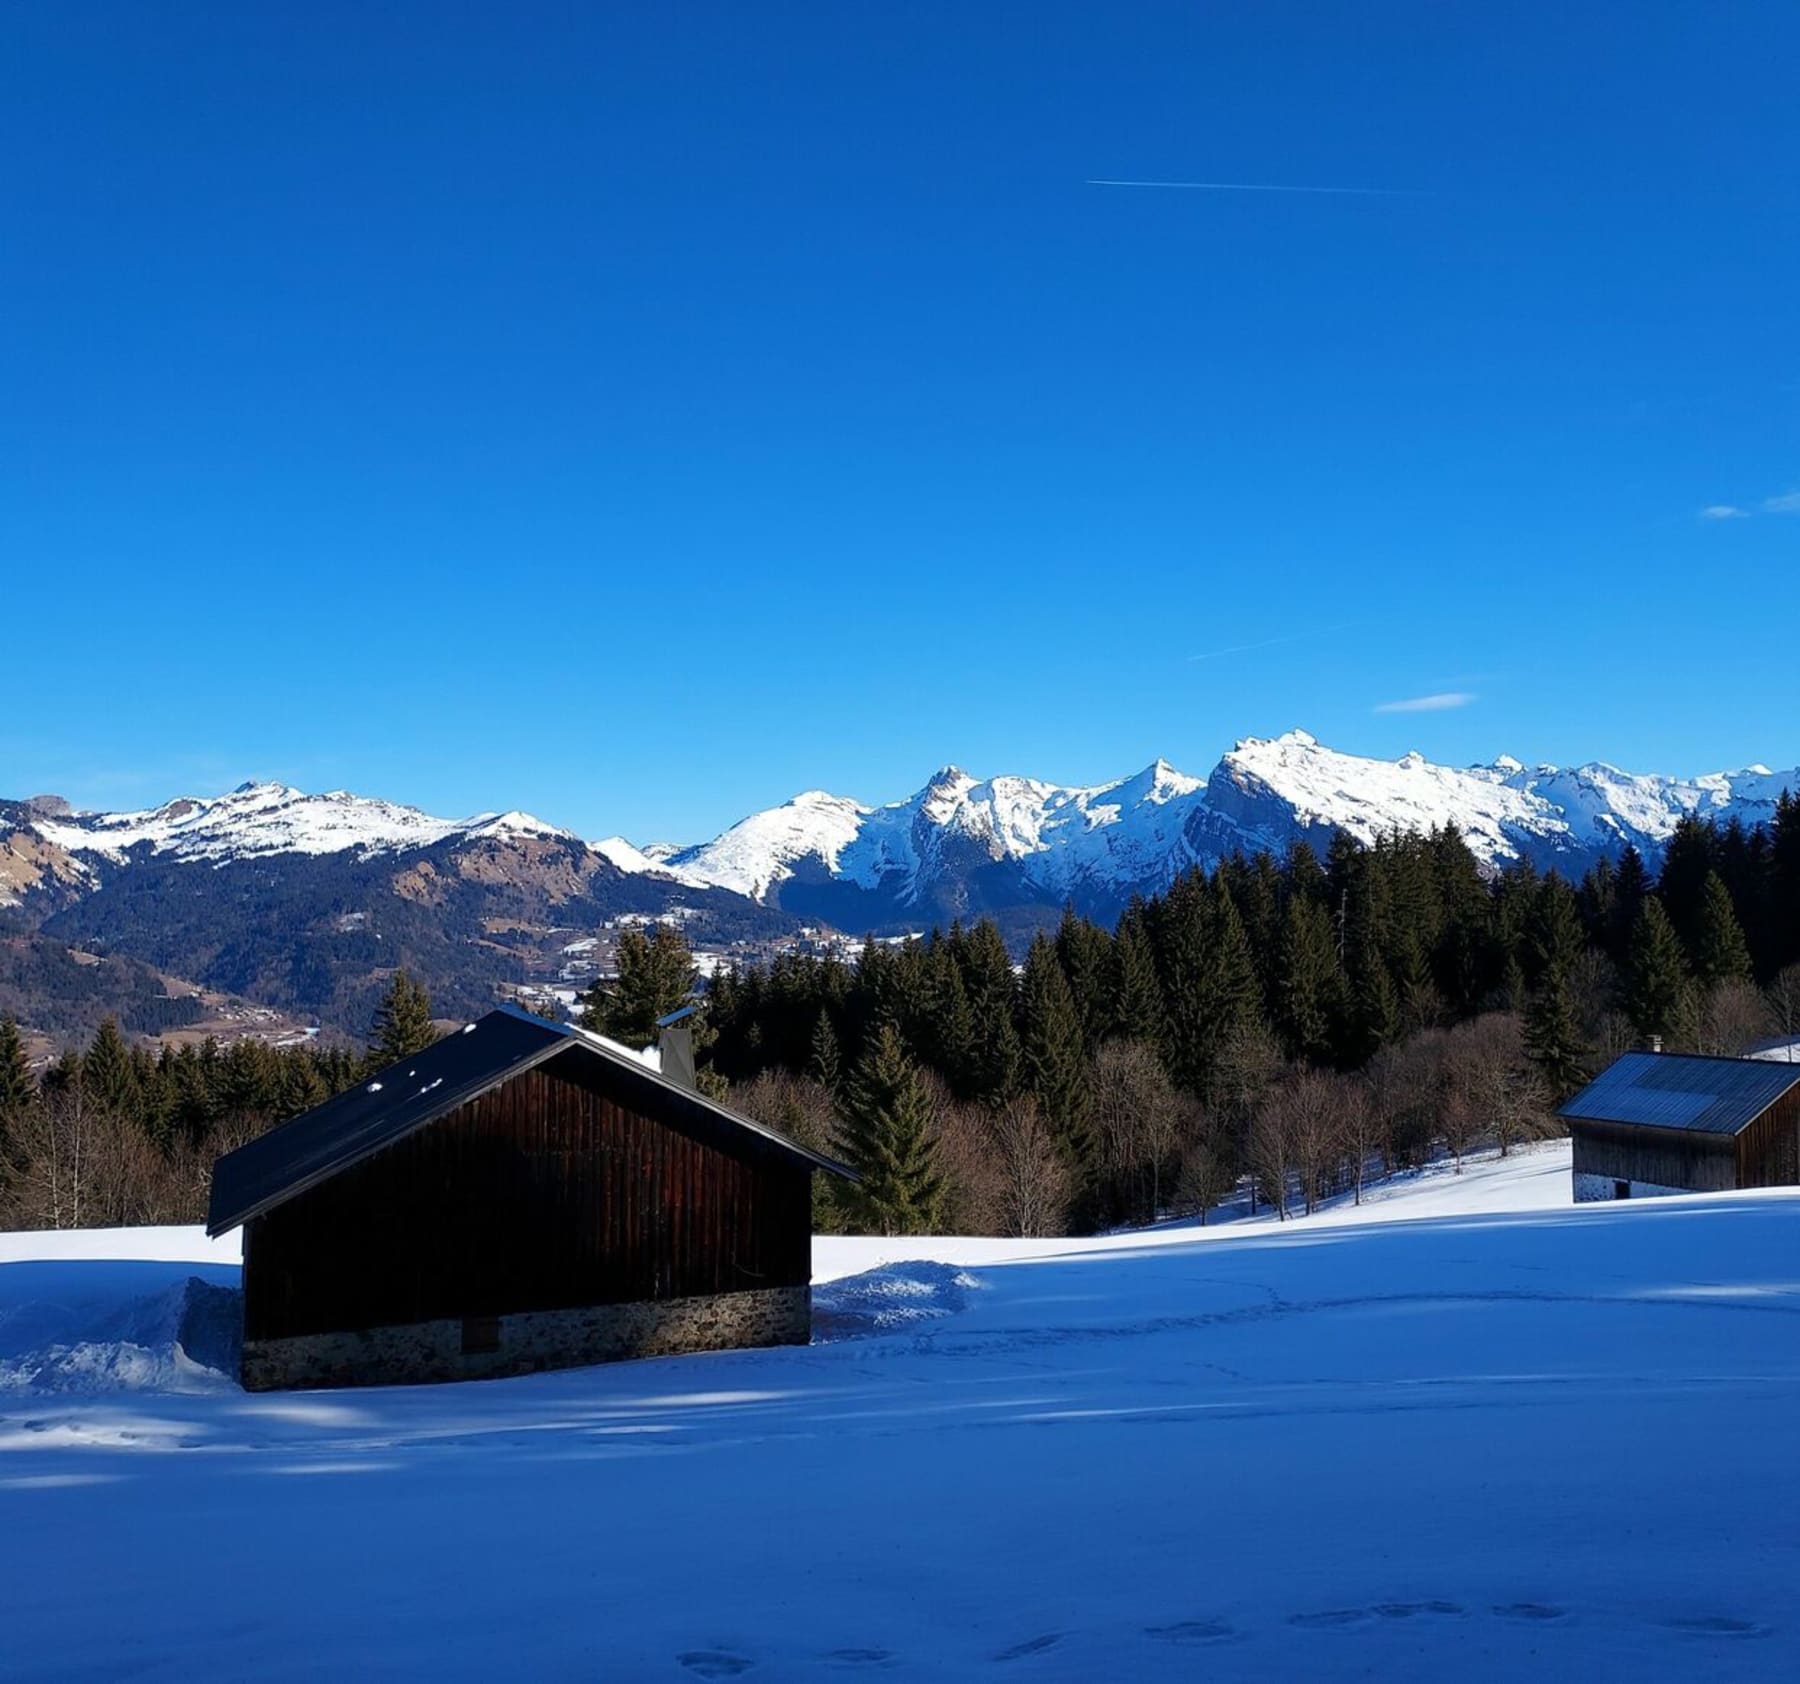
[{"left": 4, "top": 3, "right": 1796, "bottom": 842}]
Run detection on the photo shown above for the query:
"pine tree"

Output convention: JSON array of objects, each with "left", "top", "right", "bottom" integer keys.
[
  {"left": 368, "top": 969, "right": 437, "bottom": 1066},
  {"left": 581, "top": 925, "right": 696, "bottom": 1048},
  {"left": 1525, "top": 967, "right": 1589, "bottom": 1096},
  {"left": 1773, "top": 790, "right": 1800, "bottom": 975},
  {"left": 1692, "top": 870, "right": 1752, "bottom": 987},
  {"left": 1112, "top": 914, "right": 1164, "bottom": 1044},
  {"left": 1624, "top": 897, "right": 1690, "bottom": 1040},
  {"left": 1610, "top": 846, "right": 1651, "bottom": 960},
  {"left": 1657, "top": 816, "right": 1716, "bottom": 953},
  {"left": 957, "top": 919, "right": 1020, "bottom": 1105},
  {"left": 278, "top": 1054, "right": 330, "bottom": 1121},
  {"left": 1523, "top": 875, "right": 1591, "bottom": 1095},
  {"left": 1154, "top": 869, "right": 1214, "bottom": 1094},
  {"left": 82, "top": 1017, "right": 139, "bottom": 1117},
  {"left": 1054, "top": 905, "right": 1115, "bottom": 1055},
  {"left": 1202, "top": 884, "right": 1265, "bottom": 1076},
  {"left": 836, "top": 1023, "right": 945, "bottom": 1235},
  {"left": 1275, "top": 894, "right": 1338, "bottom": 1062},
  {"left": 0, "top": 1014, "right": 32, "bottom": 1167},
  {"left": 806, "top": 1009, "right": 842, "bottom": 1095},
  {"left": 1019, "top": 934, "right": 1093, "bottom": 1184},
  {"left": 0, "top": 1015, "right": 33, "bottom": 1118}
]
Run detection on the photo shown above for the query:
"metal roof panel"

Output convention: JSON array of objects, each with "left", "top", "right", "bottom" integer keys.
[{"left": 1557, "top": 1051, "right": 1800, "bottom": 1136}]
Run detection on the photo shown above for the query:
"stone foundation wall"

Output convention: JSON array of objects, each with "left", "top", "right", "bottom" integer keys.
[
  {"left": 242, "top": 1285, "right": 811, "bottom": 1392},
  {"left": 1573, "top": 1171, "right": 1706, "bottom": 1203}
]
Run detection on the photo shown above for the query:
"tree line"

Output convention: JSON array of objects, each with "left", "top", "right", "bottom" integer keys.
[
  {"left": 685, "top": 804, "right": 1800, "bottom": 1235},
  {"left": 0, "top": 972, "right": 437, "bottom": 1229}
]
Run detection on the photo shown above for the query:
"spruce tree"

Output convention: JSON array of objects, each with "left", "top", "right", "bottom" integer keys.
[
  {"left": 1113, "top": 915, "right": 1164, "bottom": 1044},
  {"left": 1657, "top": 816, "right": 1716, "bottom": 954},
  {"left": 0, "top": 1015, "right": 33, "bottom": 1118},
  {"left": 82, "top": 1017, "right": 139, "bottom": 1117},
  {"left": 1019, "top": 933, "right": 1093, "bottom": 1184},
  {"left": 1624, "top": 896, "right": 1690, "bottom": 1040},
  {"left": 1054, "top": 906, "right": 1115, "bottom": 1054},
  {"left": 1525, "top": 967, "right": 1590, "bottom": 1096},
  {"left": 1275, "top": 894, "right": 1338, "bottom": 1062},
  {"left": 1773, "top": 790, "right": 1800, "bottom": 974},
  {"left": 836, "top": 1023, "right": 945, "bottom": 1235},
  {"left": 0, "top": 1014, "right": 32, "bottom": 1167},
  {"left": 369, "top": 969, "right": 438, "bottom": 1065},
  {"left": 1524, "top": 875, "right": 1591, "bottom": 1095},
  {"left": 1610, "top": 846, "right": 1651, "bottom": 960},
  {"left": 1692, "top": 870, "right": 1752, "bottom": 987},
  {"left": 1154, "top": 869, "right": 1214, "bottom": 1094},
  {"left": 1203, "top": 885, "right": 1264, "bottom": 1070},
  {"left": 958, "top": 919, "right": 1020, "bottom": 1105},
  {"left": 806, "top": 1009, "right": 842, "bottom": 1095},
  {"left": 581, "top": 925, "right": 696, "bottom": 1047}
]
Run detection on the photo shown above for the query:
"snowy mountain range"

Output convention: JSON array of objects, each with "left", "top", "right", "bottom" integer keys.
[
  {"left": 2, "top": 731, "right": 1792, "bottom": 1038},
  {"left": 640, "top": 730, "right": 1797, "bottom": 925},
  {"left": 6, "top": 732, "right": 1794, "bottom": 925}
]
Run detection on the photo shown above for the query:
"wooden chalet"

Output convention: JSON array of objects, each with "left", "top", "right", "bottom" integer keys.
[
  {"left": 1559, "top": 1050, "right": 1800, "bottom": 1202},
  {"left": 207, "top": 1005, "right": 853, "bottom": 1391}
]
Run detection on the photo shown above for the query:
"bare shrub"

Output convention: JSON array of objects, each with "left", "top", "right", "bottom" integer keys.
[{"left": 1693, "top": 980, "right": 1774, "bottom": 1057}]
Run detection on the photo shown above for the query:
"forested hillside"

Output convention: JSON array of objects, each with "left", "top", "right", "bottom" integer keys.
[{"left": 709, "top": 804, "right": 1800, "bottom": 1235}]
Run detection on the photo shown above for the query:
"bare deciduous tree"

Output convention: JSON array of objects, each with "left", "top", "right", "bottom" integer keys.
[
  {"left": 1765, "top": 964, "right": 1800, "bottom": 1061},
  {"left": 1089, "top": 1039, "right": 1179, "bottom": 1225},
  {"left": 986, "top": 1095, "right": 1071, "bottom": 1237},
  {"left": 1693, "top": 980, "right": 1774, "bottom": 1058}
]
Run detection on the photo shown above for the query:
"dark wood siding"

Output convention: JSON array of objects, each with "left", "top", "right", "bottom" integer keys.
[
  {"left": 1738, "top": 1086, "right": 1800, "bottom": 1188},
  {"left": 244, "top": 1058, "right": 813, "bottom": 1343},
  {"left": 1569, "top": 1118, "right": 1738, "bottom": 1191}
]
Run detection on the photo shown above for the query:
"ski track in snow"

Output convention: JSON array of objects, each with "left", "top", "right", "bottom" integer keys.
[{"left": 2, "top": 1143, "right": 1798, "bottom": 1681}]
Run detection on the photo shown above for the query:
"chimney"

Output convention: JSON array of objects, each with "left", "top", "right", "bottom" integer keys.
[
  {"left": 656, "top": 1005, "right": 698, "bottom": 1091},
  {"left": 1646, "top": 1034, "right": 1663, "bottom": 1055}
]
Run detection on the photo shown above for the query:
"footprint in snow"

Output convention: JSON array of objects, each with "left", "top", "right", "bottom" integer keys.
[
  {"left": 1145, "top": 1619, "right": 1238, "bottom": 1645},
  {"left": 1660, "top": 1617, "right": 1770, "bottom": 1638},
  {"left": 991, "top": 1634, "right": 1061, "bottom": 1661},
  {"left": 1288, "top": 1609, "right": 1371, "bottom": 1630},
  {"left": 678, "top": 1653, "right": 756, "bottom": 1678},
  {"left": 826, "top": 1650, "right": 896, "bottom": 1669},
  {"left": 1374, "top": 1601, "right": 1464, "bottom": 1620},
  {"left": 1492, "top": 1603, "right": 1568, "bottom": 1623}
]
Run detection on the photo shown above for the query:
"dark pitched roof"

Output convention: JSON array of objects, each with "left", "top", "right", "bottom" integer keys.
[
  {"left": 206, "top": 1006, "right": 852, "bottom": 1235},
  {"left": 1557, "top": 1051, "right": 1800, "bottom": 1137}
]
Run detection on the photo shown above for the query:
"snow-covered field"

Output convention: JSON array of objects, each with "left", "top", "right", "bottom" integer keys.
[{"left": 3, "top": 1142, "right": 1798, "bottom": 1680}]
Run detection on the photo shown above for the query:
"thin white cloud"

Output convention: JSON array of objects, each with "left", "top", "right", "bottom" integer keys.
[
  {"left": 1187, "top": 619, "right": 1365, "bottom": 663},
  {"left": 1698, "top": 489, "right": 1799, "bottom": 520},
  {"left": 1086, "top": 178, "right": 1425, "bottom": 198},
  {"left": 1374, "top": 692, "right": 1477, "bottom": 714}
]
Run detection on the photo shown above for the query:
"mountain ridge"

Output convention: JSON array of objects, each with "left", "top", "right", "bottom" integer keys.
[{"left": 4, "top": 731, "right": 1792, "bottom": 1038}]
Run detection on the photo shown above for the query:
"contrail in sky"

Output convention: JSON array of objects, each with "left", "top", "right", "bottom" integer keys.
[
  {"left": 1187, "top": 621, "right": 1365, "bottom": 663},
  {"left": 1087, "top": 178, "right": 1423, "bottom": 197}
]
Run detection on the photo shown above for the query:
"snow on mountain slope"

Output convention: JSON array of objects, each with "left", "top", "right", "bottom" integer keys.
[
  {"left": 1203, "top": 731, "right": 1576, "bottom": 859},
  {"left": 659, "top": 732, "right": 1798, "bottom": 909},
  {"left": 666, "top": 789, "right": 872, "bottom": 899},
  {"left": 14, "top": 734, "right": 1796, "bottom": 919},
  {"left": 31, "top": 782, "right": 573, "bottom": 865}
]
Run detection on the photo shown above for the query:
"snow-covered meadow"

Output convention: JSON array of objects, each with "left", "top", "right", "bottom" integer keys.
[{"left": 3, "top": 1142, "right": 1797, "bottom": 1680}]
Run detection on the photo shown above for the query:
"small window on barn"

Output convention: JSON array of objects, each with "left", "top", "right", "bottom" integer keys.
[
  {"left": 1614, "top": 1180, "right": 1630, "bottom": 1200},
  {"left": 461, "top": 1315, "right": 501, "bottom": 1355}
]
